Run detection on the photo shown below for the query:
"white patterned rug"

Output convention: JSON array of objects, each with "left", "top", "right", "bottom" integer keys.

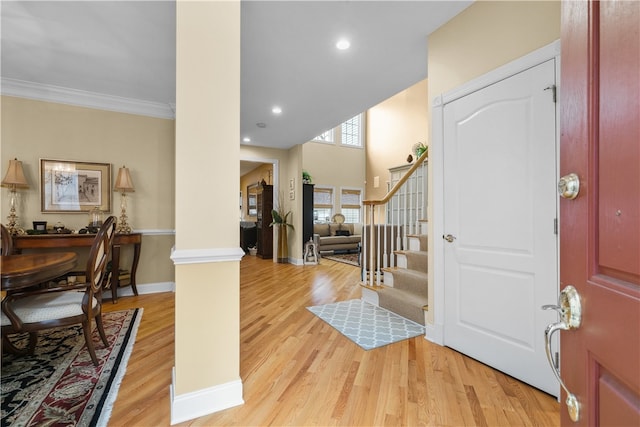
[{"left": 307, "top": 299, "right": 425, "bottom": 350}]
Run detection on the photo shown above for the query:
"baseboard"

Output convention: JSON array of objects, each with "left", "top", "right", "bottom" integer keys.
[
  {"left": 170, "top": 368, "right": 244, "bottom": 425},
  {"left": 424, "top": 322, "right": 444, "bottom": 345},
  {"left": 104, "top": 281, "right": 175, "bottom": 300}
]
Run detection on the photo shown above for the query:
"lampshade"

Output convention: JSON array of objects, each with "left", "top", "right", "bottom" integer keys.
[
  {"left": 1, "top": 158, "right": 29, "bottom": 188},
  {"left": 114, "top": 166, "right": 135, "bottom": 192}
]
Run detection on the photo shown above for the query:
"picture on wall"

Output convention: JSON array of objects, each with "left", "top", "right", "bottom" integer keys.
[{"left": 40, "top": 159, "right": 111, "bottom": 213}]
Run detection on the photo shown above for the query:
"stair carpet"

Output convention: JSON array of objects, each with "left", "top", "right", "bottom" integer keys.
[{"left": 361, "top": 232, "right": 428, "bottom": 326}]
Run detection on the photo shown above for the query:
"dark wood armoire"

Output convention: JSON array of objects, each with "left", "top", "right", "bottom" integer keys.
[
  {"left": 302, "top": 183, "right": 314, "bottom": 247},
  {"left": 256, "top": 184, "right": 273, "bottom": 259}
]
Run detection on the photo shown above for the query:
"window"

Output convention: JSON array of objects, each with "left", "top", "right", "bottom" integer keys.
[
  {"left": 313, "top": 187, "right": 333, "bottom": 223},
  {"left": 341, "top": 114, "right": 362, "bottom": 147},
  {"left": 341, "top": 188, "right": 362, "bottom": 223},
  {"left": 313, "top": 129, "right": 334, "bottom": 143}
]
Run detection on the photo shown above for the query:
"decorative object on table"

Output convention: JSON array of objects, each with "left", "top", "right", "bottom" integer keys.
[
  {"left": 412, "top": 142, "right": 428, "bottom": 159},
  {"left": 303, "top": 237, "right": 318, "bottom": 265},
  {"left": 87, "top": 206, "right": 104, "bottom": 233},
  {"left": 1, "top": 158, "right": 29, "bottom": 235},
  {"left": 40, "top": 159, "right": 111, "bottom": 213},
  {"left": 270, "top": 193, "right": 294, "bottom": 263},
  {"left": 1, "top": 308, "right": 142, "bottom": 427},
  {"left": 307, "top": 299, "right": 424, "bottom": 350},
  {"left": 32, "top": 221, "right": 47, "bottom": 231},
  {"left": 114, "top": 165, "right": 135, "bottom": 234},
  {"left": 53, "top": 221, "right": 65, "bottom": 233},
  {"left": 302, "top": 170, "right": 312, "bottom": 184}
]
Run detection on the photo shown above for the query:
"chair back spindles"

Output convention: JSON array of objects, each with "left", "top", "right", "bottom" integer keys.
[
  {"left": 1, "top": 224, "right": 13, "bottom": 256},
  {"left": 87, "top": 216, "right": 116, "bottom": 294}
]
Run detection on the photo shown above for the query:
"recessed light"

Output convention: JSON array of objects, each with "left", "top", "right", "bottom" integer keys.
[
  {"left": 243, "top": 137, "right": 251, "bottom": 143},
  {"left": 336, "top": 39, "right": 350, "bottom": 50},
  {"left": 272, "top": 106, "right": 282, "bottom": 114}
]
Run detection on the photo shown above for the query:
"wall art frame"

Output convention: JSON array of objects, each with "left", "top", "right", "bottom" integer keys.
[{"left": 40, "top": 158, "right": 111, "bottom": 213}]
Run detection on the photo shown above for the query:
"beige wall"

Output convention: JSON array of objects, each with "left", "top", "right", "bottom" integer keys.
[
  {"left": 366, "top": 79, "right": 429, "bottom": 202},
  {"left": 301, "top": 136, "right": 366, "bottom": 220},
  {"left": 0, "top": 95, "right": 175, "bottom": 286},
  {"left": 425, "top": 0, "right": 561, "bottom": 325}
]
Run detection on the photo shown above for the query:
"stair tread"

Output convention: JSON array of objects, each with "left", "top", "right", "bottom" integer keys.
[
  {"left": 394, "top": 249, "right": 427, "bottom": 256},
  {"left": 388, "top": 268, "right": 428, "bottom": 280}
]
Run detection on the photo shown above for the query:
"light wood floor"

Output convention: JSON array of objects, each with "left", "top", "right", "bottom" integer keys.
[{"left": 105, "top": 255, "right": 560, "bottom": 426}]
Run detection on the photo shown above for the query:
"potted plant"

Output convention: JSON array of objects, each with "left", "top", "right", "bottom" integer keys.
[
  {"left": 302, "top": 171, "right": 312, "bottom": 184},
  {"left": 270, "top": 195, "right": 294, "bottom": 263},
  {"left": 412, "top": 142, "right": 428, "bottom": 159}
]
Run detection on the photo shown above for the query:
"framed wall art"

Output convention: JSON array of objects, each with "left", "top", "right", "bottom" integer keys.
[{"left": 40, "top": 159, "right": 111, "bottom": 213}]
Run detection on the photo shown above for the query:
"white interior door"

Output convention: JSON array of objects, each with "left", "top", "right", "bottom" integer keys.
[{"left": 442, "top": 59, "right": 559, "bottom": 396}]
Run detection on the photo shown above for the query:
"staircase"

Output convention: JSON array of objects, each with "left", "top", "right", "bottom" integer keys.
[
  {"left": 360, "top": 151, "right": 429, "bottom": 326},
  {"left": 361, "top": 223, "right": 428, "bottom": 325}
]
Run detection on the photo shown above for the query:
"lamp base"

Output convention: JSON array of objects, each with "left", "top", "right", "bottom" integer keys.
[
  {"left": 116, "top": 192, "right": 132, "bottom": 234},
  {"left": 5, "top": 192, "right": 26, "bottom": 235}
]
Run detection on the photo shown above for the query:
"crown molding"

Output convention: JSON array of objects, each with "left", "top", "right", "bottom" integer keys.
[{"left": 1, "top": 78, "right": 175, "bottom": 120}]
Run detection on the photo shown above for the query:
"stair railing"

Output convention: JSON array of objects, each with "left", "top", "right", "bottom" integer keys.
[{"left": 361, "top": 151, "right": 428, "bottom": 286}]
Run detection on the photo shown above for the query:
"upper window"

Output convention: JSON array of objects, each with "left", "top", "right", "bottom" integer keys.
[
  {"left": 313, "top": 129, "right": 334, "bottom": 143},
  {"left": 341, "top": 114, "right": 362, "bottom": 147}
]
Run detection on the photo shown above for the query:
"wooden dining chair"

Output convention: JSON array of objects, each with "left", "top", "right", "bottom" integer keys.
[
  {"left": 1, "top": 216, "right": 117, "bottom": 365},
  {"left": 1, "top": 224, "right": 12, "bottom": 256}
]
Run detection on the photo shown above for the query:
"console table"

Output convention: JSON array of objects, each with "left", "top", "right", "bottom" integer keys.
[{"left": 12, "top": 233, "right": 142, "bottom": 303}]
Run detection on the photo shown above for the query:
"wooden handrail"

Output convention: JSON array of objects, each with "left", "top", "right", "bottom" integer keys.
[{"left": 363, "top": 150, "right": 429, "bottom": 206}]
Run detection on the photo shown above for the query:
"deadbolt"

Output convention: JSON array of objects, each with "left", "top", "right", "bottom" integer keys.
[{"left": 558, "top": 173, "right": 580, "bottom": 199}]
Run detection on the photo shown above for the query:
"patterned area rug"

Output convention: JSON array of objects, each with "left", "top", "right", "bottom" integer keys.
[
  {"left": 323, "top": 252, "right": 360, "bottom": 266},
  {"left": 307, "top": 299, "right": 424, "bottom": 350},
  {"left": 1, "top": 308, "right": 142, "bottom": 426}
]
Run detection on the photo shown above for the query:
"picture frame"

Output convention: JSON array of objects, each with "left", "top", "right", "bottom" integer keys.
[
  {"left": 40, "top": 159, "right": 111, "bottom": 213},
  {"left": 247, "top": 183, "right": 258, "bottom": 216}
]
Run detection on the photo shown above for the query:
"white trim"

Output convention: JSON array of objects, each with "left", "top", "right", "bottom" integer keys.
[
  {"left": 1, "top": 78, "right": 176, "bottom": 119},
  {"left": 424, "top": 321, "right": 444, "bottom": 345},
  {"left": 104, "top": 281, "right": 175, "bottom": 300},
  {"left": 289, "top": 257, "right": 304, "bottom": 266},
  {"left": 170, "top": 368, "right": 244, "bottom": 425},
  {"left": 133, "top": 229, "right": 175, "bottom": 236},
  {"left": 441, "top": 40, "right": 561, "bottom": 105},
  {"left": 170, "top": 247, "right": 245, "bottom": 265}
]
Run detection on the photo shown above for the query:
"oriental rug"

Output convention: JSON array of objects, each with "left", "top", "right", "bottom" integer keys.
[
  {"left": 1, "top": 308, "right": 142, "bottom": 427},
  {"left": 323, "top": 252, "right": 360, "bottom": 266},
  {"left": 307, "top": 299, "right": 424, "bottom": 350}
]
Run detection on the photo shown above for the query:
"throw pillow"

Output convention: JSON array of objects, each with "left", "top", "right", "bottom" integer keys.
[{"left": 335, "top": 229, "right": 350, "bottom": 236}]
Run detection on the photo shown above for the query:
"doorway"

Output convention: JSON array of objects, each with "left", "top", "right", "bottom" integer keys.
[{"left": 432, "top": 42, "right": 560, "bottom": 396}]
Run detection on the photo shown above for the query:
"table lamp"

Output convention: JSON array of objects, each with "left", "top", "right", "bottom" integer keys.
[
  {"left": 114, "top": 165, "right": 135, "bottom": 234},
  {"left": 1, "top": 158, "right": 29, "bottom": 235}
]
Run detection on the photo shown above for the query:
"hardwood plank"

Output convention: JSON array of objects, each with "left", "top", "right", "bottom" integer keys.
[{"left": 106, "top": 256, "right": 559, "bottom": 426}]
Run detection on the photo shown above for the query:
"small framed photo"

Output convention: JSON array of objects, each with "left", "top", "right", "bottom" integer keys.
[
  {"left": 289, "top": 190, "right": 295, "bottom": 200},
  {"left": 40, "top": 159, "right": 111, "bottom": 213},
  {"left": 289, "top": 178, "right": 295, "bottom": 190}
]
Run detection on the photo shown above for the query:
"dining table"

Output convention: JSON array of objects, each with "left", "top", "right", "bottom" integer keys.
[{"left": 1, "top": 252, "right": 78, "bottom": 292}]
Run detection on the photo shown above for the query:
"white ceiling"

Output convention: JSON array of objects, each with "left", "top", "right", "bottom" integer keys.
[{"left": 1, "top": 0, "right": 472, "bottom": 151}]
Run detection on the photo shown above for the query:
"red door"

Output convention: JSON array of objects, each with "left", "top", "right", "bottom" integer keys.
[{"left": 560, "top": 0, "right": 640, "bottom": 425}]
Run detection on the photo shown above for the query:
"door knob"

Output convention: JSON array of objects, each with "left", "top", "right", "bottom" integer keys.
[
  {"left": 558, "top": 173, "right": 580, "bottom": 199},
  {"left": 542, "top": 285, "right": 582, "bottom": 422},
  {"left": 443, "top": 234, "right": 456, "bottom": 243}
]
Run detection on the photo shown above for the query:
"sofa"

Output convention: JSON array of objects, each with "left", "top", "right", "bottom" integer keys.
[{"left": 314, "top": 222, "right": 362, "bottom": 254}]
